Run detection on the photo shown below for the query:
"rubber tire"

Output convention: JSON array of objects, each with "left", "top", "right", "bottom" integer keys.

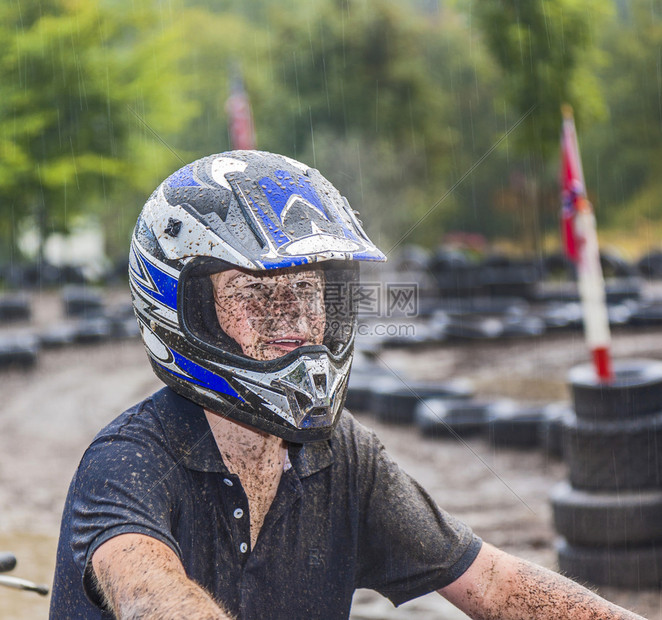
[
  {"left": 562, "top": 410, "right": 662, "bottom": 491},
  {"left": 39, "top": 323, "right": 78, "bottom": 349},
  {"left": 537, "top": 403, "right": 569, "bottom": 459},
  {"left": 557, "top": 539, "right": 662, "bottom": 589},
  {"left": 569, "top": 359, "right": 662, "bottom": 421},
  {"left": 371, "top": 378, "right": 474, "bottom": 425},
  {"left": 551, "top": 481, "right": 662, "bottom": 546},
  {"left": 416, "top": 398, "right": 491, "bottom": 438},
  {"left": 0, "top": 335, "right": 39, "bottom": 370},
  {"left": 487, "top": 402, "right": 546, "bottom": 448},
  {"left": 62, "top": 286, "right": 104, "bottom": 318},
  {"left": 345, "top": 367, "right": 392, "bottom": 413},
  {"left": 72, "top": 317, "right": 112, "bottom": 344},
  {"left": 0, "top": 294, "right": 31, "bottom": 322},
  {"left": 630, "top": 301, "right": 662, "bottom": 326}
]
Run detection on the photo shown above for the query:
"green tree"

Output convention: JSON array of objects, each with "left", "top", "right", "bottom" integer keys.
[
  {"left": 471, "top": 0, "right": 610, "bottom": 252},
  {"left": 0, "top": 0, "right": 196, "bottom": 262},
  {"left": 582, "top": 0, "right": 662, "bottom": 232},
  {"left": 259, "top": 0, "right": 489, "bottom": 250},
  {"left": 472, "top": 0, "right": 608, "bottom": 160}
]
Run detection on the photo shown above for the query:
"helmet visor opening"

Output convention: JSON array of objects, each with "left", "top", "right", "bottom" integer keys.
[{"left": 182, "top": 261, "right": 358, "bottom": 365}]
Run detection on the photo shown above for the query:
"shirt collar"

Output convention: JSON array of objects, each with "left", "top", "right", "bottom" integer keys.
[{"left": 150, "top": 387, "right": 334, "bottom": 478}]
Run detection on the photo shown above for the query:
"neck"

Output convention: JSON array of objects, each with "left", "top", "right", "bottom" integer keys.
[{"left": 204, "top": 410, "right": 285, "bottom": 476}]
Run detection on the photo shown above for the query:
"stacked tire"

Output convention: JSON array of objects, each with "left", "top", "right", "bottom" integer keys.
[{"left": 553, "top": 359, "right": 662, "bottom": 588}]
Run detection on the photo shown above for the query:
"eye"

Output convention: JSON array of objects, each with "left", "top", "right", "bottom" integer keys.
[{"left": 244, "top": 282, "right": 267, "bottom": 291}]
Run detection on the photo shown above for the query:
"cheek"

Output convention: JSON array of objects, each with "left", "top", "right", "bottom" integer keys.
[
  {"left": 215, "top": 299, "right": 253, "bottom": 342},
  {"left": 307, "top": 311, "right": 326, "bottom": 345}
]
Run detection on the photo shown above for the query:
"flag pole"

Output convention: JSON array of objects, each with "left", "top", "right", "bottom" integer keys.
[{"left": 560, "top": 105, "right": 613, "bottom": 383}]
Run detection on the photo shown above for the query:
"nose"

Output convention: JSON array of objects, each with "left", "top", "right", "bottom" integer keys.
[{"left": 271, "top": 283, "right": 300, "bottom": 314}]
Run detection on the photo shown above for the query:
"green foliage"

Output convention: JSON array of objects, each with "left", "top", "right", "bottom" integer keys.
[
  {"left": 582, "top": 0, "right": 662, "bottom": 224},
  {"left": 256, "top": 0, "right": 509, "bottom": 249},
  {"left": 4, "top": 0, "right": 662, "bottom": 264},
  {"left": 472, "top": 0, "right": 609, "bottom": 160},
  {"left": 0, "top": 0, "right": 196, "bottom": 260}
]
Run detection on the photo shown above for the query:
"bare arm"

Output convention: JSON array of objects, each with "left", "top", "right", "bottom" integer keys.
[
  {"left": 439, "top": 543, "right": 646, "bottom": 620},
  {"left": 91, "top": 533, "right": 234, "bottom": 620}
]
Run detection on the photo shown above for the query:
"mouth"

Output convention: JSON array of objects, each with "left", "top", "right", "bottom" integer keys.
[{"left": 265, "top": 337, "right": 308, "bottom": 351}]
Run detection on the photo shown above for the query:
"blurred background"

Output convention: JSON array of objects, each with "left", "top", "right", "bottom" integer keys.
[
  {"left": 4, "top": 0, "right": 662, "bottom": 618},
  {"left": 1, "top": 0, "right": 661, "bottom": 276}
]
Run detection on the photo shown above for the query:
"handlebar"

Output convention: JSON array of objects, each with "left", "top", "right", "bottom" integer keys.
[
  {"left": 0, "top": 552, "right": 17, "bottom": 573},
  {"left": 0, "top": 551, "right": 49, "bottom": 596},
  {"left": 0, "top": 575, "right": 50, "bottom": 596}
]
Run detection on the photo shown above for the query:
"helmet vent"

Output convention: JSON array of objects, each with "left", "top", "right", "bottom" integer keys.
[
  {"left": 309, "top": 407, "right": 328, "bottom": 418},
  {"left": 313, "top": 374, "right": 327, "bottom": 396},
  {"left": 164, "top": 218, "right": 182, "bottom": 237},
  {"left": 293, "top": 391, "right": 312, "bottom": 414}
]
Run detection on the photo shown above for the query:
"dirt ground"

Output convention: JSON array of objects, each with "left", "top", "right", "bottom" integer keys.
[{"left": 1, "top": 288, "right": 662, "bottom": 618}]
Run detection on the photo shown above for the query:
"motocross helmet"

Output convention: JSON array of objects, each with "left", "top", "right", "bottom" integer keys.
[{"left": 129, "top": 151, "right": 385, "bottom": 442}]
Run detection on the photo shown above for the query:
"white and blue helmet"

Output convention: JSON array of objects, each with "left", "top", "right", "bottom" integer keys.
[{"left": 129, "top": 151, "right": 385, "bottom": 442}]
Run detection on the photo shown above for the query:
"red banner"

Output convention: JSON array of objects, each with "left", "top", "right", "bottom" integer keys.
[{"left": 226, "top": 71, "right": 256, "bottom": 150}]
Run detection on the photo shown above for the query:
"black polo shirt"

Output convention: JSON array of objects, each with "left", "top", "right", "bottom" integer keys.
[{"left": 50, "top": 387, "right": 481, "bottom": 619}]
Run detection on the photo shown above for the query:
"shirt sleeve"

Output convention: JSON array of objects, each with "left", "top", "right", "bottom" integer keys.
[
  {"left": 353, "top": 420, "right": 482, "bottom": 606},
  {"left": 67, "top": 410, "right": 183, "bottom": 607}
]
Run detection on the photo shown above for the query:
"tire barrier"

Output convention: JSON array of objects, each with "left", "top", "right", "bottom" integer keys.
[
  {"left": 637, "top": 250, "right": 662, "bottom": 278},
  {"left": 499, "top": 315, "right": 546, "bottom": 339},
  {"left": 553, "top": 358, "right": 662, "bottom": 589},
  {"left": 431, "top": 313, "right": 504, "bottom": 341},
  {"left": 61, "top": 286, "right": 104, "bottom": 318},
  {"left": 551, "top": 482, "right": 662, "bottom": 547},
  {"left": 630, "top": 300, "right": 662, "bottom": 326},
  {"left": 355, "top": 295, "right": 662, "bottom": 353},
  {"left": 415, "top": 398, "right": 494, "bottom": 438},
  {"left": 537, "top": 403, "right": 569, "bottom": 460},
  {"left": 569, "top": 359, "right": 662, "bottom": 421},
  {"left": 486, "top": 401, "right": 547, "bottom": 448},
  {"left": 370, "top": 377, "right": 474, "bottom": 425},
  {"left": 39, "top": 323, "right": 79, "bottom": 349},
  {"left": 0, "top": 291, "right": 143, "bottom": 373},
  {"left": 0, "top": 294, "right": 31, "bottom": 323},
  {"left": 345, "top": 366, "right": 394, "bottom": 412},
  {"left": 71, "top": 317, "right": 113, "bottom": 344},
  {"left": 0, "top": 334, "right": 39, "bottom": 370},
  {"left": 562, "top": 410, "right": 662, "bottom": 492},
  {"left": 556, "top": 539, "right": 662, "bottom": 590},
  {"left": 348, "top": 371, "right": 568, "bottom": 456}
]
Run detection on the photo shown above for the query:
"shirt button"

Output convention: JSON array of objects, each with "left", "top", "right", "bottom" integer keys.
[
  {"left": 239, "top": 542, "right": 248, "bottom": 553},
  {"left": 233, "top": 508, "right": 244, "bottom": 519},
  {"left": 223, "top": 478, "right": 233, "bottom": 486}
]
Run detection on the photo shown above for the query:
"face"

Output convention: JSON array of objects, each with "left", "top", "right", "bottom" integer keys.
[{"left": 211, "top": 267, "right": 326, "bottom": 361}]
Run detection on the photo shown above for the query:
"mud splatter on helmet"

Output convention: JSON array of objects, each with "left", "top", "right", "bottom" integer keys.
[{"left": 129, "top": 151, "right": 385, "bottom": 442}]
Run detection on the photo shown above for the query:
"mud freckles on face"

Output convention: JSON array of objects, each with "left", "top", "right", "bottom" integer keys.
[{"left": 211, "top": 267, "right": 326, "bottom": 361}]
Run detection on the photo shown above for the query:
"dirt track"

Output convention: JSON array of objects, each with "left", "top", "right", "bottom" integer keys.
[{"left": 1, "top": 289, "right": 662, "bottom": 618}]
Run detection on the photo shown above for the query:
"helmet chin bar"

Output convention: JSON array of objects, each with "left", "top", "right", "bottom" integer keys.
[
  {"left": 216, "top": 349, "right": 352, "bottom": 432},
  {"left": 272, "top": 355, "right": 350, "bottom": 429}
]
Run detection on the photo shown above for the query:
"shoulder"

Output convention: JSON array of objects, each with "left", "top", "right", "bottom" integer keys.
[
  {"left": 87, "top": 387, "right": 203, "bottom": 454},
  {"left": 88, "top": 390, "right": 167, "bottom": 451},
  {"left": 328, "top": 410, "right": 388, "bottom": 472},
  {"left": 78, "top": 388, "right": 196, "bottom": 481},
  {"left": 333, "top": 409, "right": 383, "bottom": 448}
]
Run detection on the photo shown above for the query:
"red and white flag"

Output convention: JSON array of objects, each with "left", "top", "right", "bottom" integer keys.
[
  {"left": 560, "top": 105, "right": 613, "bottom": 382},
  {"left": 226, "top": 69, "right": 256, "bottom": 150}
]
